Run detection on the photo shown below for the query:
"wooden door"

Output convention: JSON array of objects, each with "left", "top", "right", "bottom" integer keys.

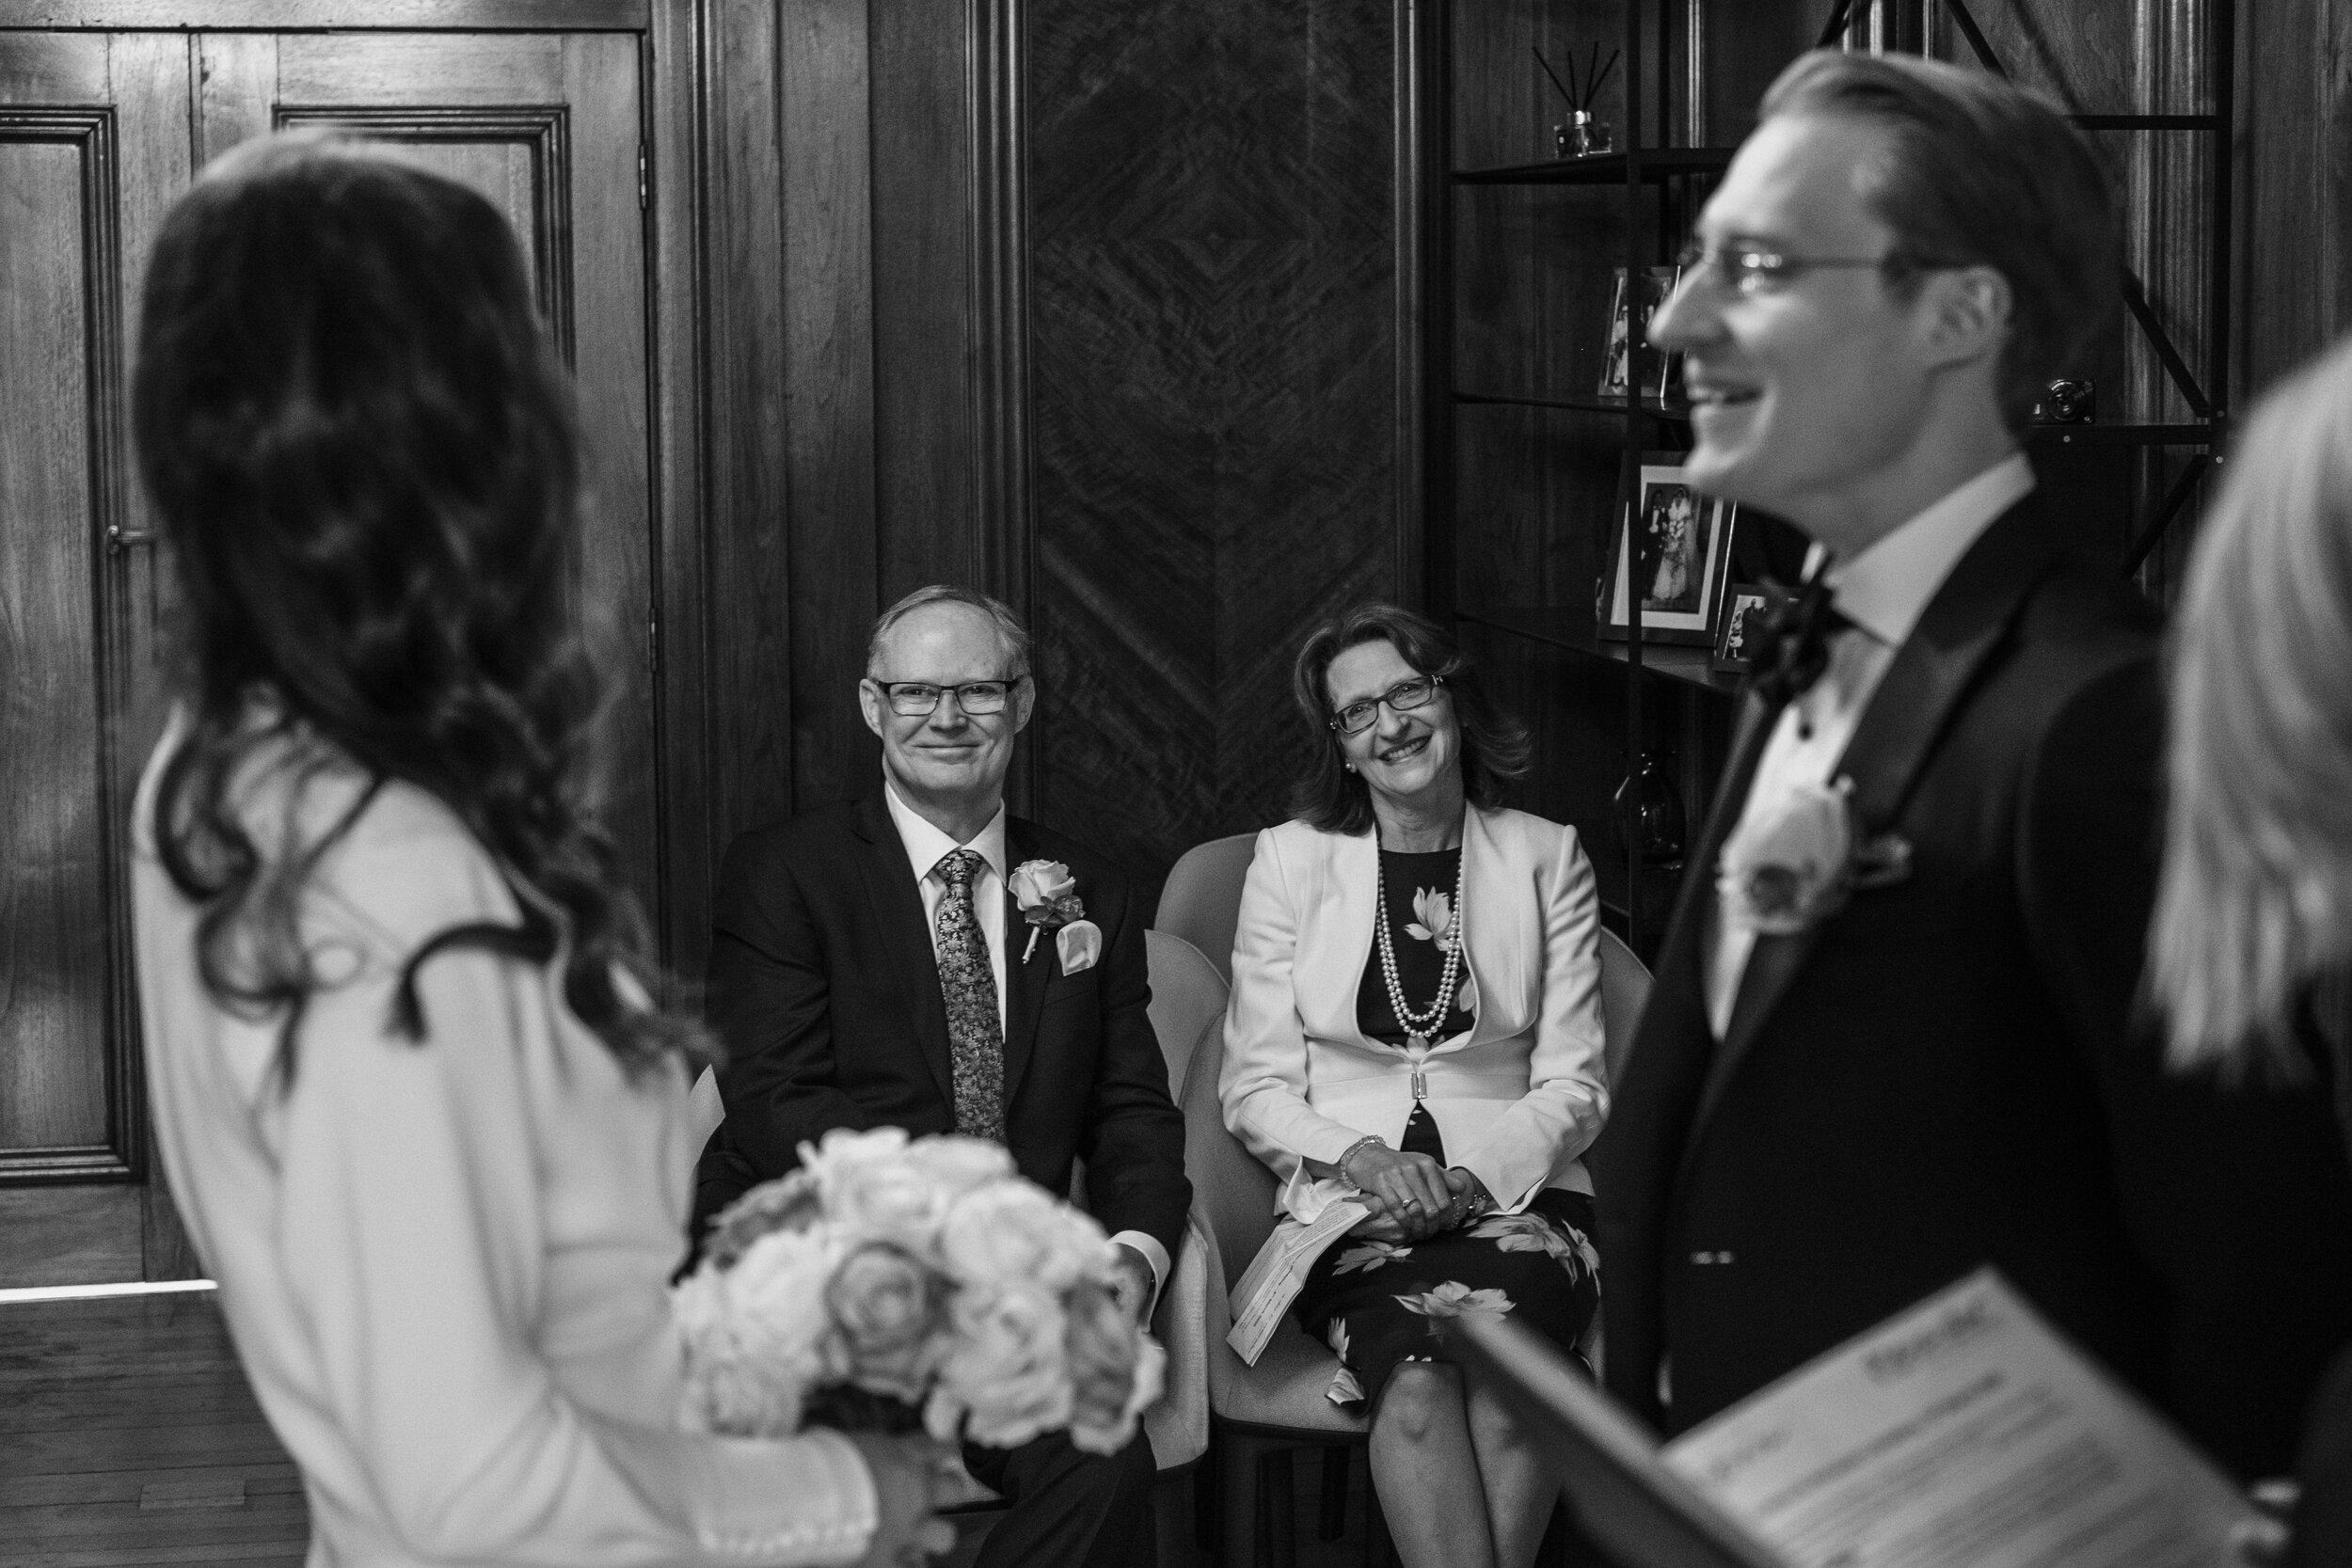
[
  {"left": 0, "top": 31, "right": 197, "bottom": 1283},
  {"left": 0, "top": 24, "right": 663, "bottom": 1286},
  {"left": 200, "top": 30, "right": 664, "bottom": 915}
]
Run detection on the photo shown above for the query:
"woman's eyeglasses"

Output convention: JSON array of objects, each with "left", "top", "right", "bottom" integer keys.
[{"left": 1329, "top": 675, "right": 1444, "bottom": 736}]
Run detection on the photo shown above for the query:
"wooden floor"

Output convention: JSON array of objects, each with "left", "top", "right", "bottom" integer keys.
[
  {"left": 0, "top": 1293, "right": 308, "bottom": 1567},
  {"left": 0, "top": 1291, "right": 1422, "bottom": 1568}
]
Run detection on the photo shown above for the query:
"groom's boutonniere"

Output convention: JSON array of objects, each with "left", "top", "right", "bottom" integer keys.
[
  {"left": 1010, "top": 859, "right": 1100, "bottom": 971},
  {"left": 1717, "top": 777, "right": 1911, "bottom": 937}
]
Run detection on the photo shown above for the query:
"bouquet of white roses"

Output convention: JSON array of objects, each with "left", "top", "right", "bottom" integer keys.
[{"left": 672, "top": 1127, "right": 1166, "bottom": 1455}]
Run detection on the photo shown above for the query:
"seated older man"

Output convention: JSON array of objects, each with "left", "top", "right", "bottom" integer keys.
[{"left": 691, "top": 584, "right": 1190, "bottom": 1568}]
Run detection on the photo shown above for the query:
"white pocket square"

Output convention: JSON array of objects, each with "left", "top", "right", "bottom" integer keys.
[{"left": 1057, "top": 919, "right": 1103, "bottom": 974}]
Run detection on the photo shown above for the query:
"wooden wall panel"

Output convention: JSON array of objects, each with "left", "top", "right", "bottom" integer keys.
[
  {"left": 868, "top": 0, "right": 978, "bottom": 602},
  {"left": 1022, "top": 0, "right": 1404, "bottom": 903},
  {"left": 2238, "top": 0, "right": 2352, "bottom": 401},
  {"left": 701, "top": 0, "right": 796, "bottom": 860},
  {"left": 778, "top": 0, "right": 882, "bottom": 812},
  {"left": 698, "top": 0, "right": 994, "bottom": 871}
]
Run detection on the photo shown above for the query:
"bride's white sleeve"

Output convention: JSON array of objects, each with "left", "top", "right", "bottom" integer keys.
[{"left": 275, "top": 942, "right": 878, "bottom": 1568}]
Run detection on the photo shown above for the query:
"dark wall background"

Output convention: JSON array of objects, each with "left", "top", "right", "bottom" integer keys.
[
  {"left": 687, "top": 0, "right": 2352, "bottom": 964},
  {"left": 1023, "top": 0, "right": 1407, "bottom": 913}
]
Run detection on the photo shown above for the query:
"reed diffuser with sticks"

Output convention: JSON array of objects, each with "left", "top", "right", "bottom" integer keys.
[{"left": 1534, "top": 42, "right": 1618, "bottom": 159}]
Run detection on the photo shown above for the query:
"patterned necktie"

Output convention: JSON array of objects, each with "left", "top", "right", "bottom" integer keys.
[{"left": 933, "top": 848, "right": 1007, "bottom": 1142}]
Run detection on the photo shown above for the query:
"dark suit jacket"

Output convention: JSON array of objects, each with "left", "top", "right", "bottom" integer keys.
[
  {"left": 691, "top": 793, "right": 1190, "bottom": 1266},
  {"left": 1594, "top": 493, "right": 2352, "bottom": 1480}
]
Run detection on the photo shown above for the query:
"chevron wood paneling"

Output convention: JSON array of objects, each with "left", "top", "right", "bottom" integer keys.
[{"left": 1024, "top": 0, "right": 1405, "bottom": 905}]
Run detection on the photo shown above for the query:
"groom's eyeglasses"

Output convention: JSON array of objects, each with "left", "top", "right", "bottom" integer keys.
[
  {"left": 875, "top": 676, "right": 1025, "bottom": 717},
  {"left": 1329, "top": 675, "right": 1444, "bottom": 736}
]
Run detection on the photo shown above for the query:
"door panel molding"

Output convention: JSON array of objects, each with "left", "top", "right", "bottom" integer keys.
[
  {"left": 0, "top": 103, "right": 138, "bottom": 1186},
  {"left": 274, "top": 104, "right": 579, "bottom": 360}
]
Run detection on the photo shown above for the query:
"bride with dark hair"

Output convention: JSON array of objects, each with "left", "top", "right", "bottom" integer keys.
[{"left": 130, "top": 132, "right": 947, "bottom": 1567}]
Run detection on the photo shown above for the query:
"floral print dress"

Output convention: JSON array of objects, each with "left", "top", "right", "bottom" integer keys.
[{"left": 1290, "top": 847, "right": 1603, "bottom": 1409}]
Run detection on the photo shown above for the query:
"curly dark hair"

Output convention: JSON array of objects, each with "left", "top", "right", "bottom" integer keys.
[
  {"left": 134, "top": 133, "right": 702, "bottom": 1081},
  {"left": 1289, "top": 604, "right": 1531, "bottom": 835}
]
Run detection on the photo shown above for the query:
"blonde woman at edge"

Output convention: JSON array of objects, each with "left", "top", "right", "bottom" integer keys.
[
  {"left": 129, "top": 134, "right": 950, "bottom": 1567},
  {"left": 1221, "top": 604, "right": 1609, "bottom": 1568},
  {"left": 2153, "top": 336, "right": 2352, "bottom": 1568}
]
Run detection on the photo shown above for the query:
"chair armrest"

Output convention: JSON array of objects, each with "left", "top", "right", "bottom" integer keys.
[{"left": 1144, "top": 1212, "right": 1216, "bottom": 1471}]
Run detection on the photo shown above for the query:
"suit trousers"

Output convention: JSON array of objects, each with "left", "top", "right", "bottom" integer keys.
[{"left": 961, "top": 1428, "right": 1157, "bottom": 1568}]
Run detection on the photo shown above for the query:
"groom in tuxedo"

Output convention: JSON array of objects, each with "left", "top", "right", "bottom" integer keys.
[
  {"left": 691, "top": 585, "right": 1189, "bottom": 1566},
  {"left": 1595, "top": 50, "right": 2352, "bottom": 1478}
]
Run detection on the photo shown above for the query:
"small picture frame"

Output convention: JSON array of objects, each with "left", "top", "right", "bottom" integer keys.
[
  {"left": 1598, "top": 265, "right": 1683, "bottom": 400},
  {"left": 1711, "top": 582, "right": 1772, "bottom": 673},
  {"left": 1600, "top": 459, "right": 1735, "bottom": 645}
]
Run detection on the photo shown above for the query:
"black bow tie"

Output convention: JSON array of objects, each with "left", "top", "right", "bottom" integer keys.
[{"left": 1747, "top": 566, "right": 1853, "bottom": 709}]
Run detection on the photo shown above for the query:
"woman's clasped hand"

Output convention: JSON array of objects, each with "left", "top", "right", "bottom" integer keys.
[{"left": 1340, "top": 1143, "right": 1487, "bottom": 1243}]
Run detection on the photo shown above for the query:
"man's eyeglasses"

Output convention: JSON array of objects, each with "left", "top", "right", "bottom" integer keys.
[
  {"left": 1329, "top": 675, "right": 1444, "bottom": 736},
  {"left": 873, "top": 677, "right": 1025, "bottom": 718},
  {"left": 1674, "top": 242, "right": 1947, "bottom": 298}
]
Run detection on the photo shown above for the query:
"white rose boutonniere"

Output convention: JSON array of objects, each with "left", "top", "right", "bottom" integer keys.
[
  {"left": 1010, "top": 858, "right": 1096, "bottom": 969},
  {"left": 1718, "top": 778, "right": 1857, "bottom": 936},
  {"left": 1717, "top": 776, "right": 1914, "bottom": 937}
]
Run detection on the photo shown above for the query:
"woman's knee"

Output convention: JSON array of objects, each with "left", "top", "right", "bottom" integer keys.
[
  {"left": 1463, "top": 1368, "right": 1535, "bottom": 1452},
  {"left": 1375, "top": 1360, "right": 1463, "bottom": 1444}
]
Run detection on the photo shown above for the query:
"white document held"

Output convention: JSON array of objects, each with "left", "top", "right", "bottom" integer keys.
[
  {"left": 1663, "top": 1268, "right": 2258, "bottom": 1568},
  {"left": 1226, "top": 1201, "right": 1368, "bottom": 1364}
]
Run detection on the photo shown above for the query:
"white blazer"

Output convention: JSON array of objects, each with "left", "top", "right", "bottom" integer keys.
[{"left": 1219, "top": 806, "right": 1610, "bottom": 1224}]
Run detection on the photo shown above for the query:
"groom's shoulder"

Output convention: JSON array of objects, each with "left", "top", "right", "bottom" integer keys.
[{"left": 1999, "top": 550, "right": 2162, "bottom": 725}]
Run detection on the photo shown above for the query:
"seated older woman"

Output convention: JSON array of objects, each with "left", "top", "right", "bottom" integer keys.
[{"left": 1220, "top": 603, "right": 1608, "bottom": 1568}]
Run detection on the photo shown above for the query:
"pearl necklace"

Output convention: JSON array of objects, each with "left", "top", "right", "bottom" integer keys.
[{"left": 1375, "top": 849, "right": 1467, "bottom": 1054}]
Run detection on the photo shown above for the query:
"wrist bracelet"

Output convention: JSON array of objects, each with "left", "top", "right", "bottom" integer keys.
[{"left": 1336, "top": 1134, "right": 1386, "bottom": 1187}]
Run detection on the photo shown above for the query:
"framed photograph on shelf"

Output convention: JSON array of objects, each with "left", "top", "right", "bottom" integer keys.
[
  {"left": 1711, "top": 582, "right": 1772, "bottom": 673},
  {"left": 1600, "top": 459, "right": 1734, "bottom": 645},
  {"left": 1598, "top": 265, "right": 1682, "bottom": 399}
]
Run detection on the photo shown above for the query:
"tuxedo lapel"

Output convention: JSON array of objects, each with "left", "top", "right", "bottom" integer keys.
[
  {"left": 1000, "top": 820, "right": 1054, "bottom": 1107},
  {"left": 1683, "top": 498, "right": 2068, "bottom": 1155},
  {"left": 849, "top": 794, "right": 958, "bottom": 1109}
]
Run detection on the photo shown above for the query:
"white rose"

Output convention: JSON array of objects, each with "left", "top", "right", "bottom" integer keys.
[
  {"left": 677, "top": 1223, "right": 848, "bottom": 1435},
  {"left": 930, "top": 1285, "right": 1074, "bottom": 1451},
  {"left": 700, "top": 1169, "right": 825, "bottom": 1269},
  {"left": 827, "top": 1243, "right": 948, "bottom": 1401},
  {"left": 905, "top": 1134, "right": 1017, "bottom": 1194},
  {"left": 1063, "top": 1277, "right": 1162, "bottom": 1455},
  {"left": 1009, "top": 860, "right": 1078, "bottom": 909},
  {"left": 796, "top": 1127, "right": 956, "bottom": 1255},
  {"left": 1716, "top": 777, "right": 1856, "bottom": 936},
  {"left": 938, "top": 1179, "right": 1112, "bottom": 1292}
]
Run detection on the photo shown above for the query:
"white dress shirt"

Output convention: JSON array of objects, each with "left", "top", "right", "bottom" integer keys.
[
  {"left": 879, "top": 778, "right": 1170, "bottom": 1307},
  {"left": 1703, "top": 453, "right": 2036, "bottom": 1037}
]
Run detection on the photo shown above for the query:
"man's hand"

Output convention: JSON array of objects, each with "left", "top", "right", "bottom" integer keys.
[{"left": 1108, "top": 1243, "right": 1156, "bottom": 1325}]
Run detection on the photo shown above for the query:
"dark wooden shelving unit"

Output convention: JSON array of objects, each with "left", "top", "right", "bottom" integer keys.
[
  {"left": 1420, "top": 0, "right": 2236, "bottom": 955},
  {"left": 1454, "top": 147, "right": 1736, "bottom": 184}
]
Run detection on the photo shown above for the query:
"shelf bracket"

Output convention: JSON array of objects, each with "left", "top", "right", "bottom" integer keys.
[
  {"left": 2119, "top": 267, "right": 2213, "bottom": 418},
  {"left": 2121, "top": 451, "right": 2211, "bottom": 577},
  {"left": 1940, "top": 0, "right": 2010, "bottom": 77}
]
